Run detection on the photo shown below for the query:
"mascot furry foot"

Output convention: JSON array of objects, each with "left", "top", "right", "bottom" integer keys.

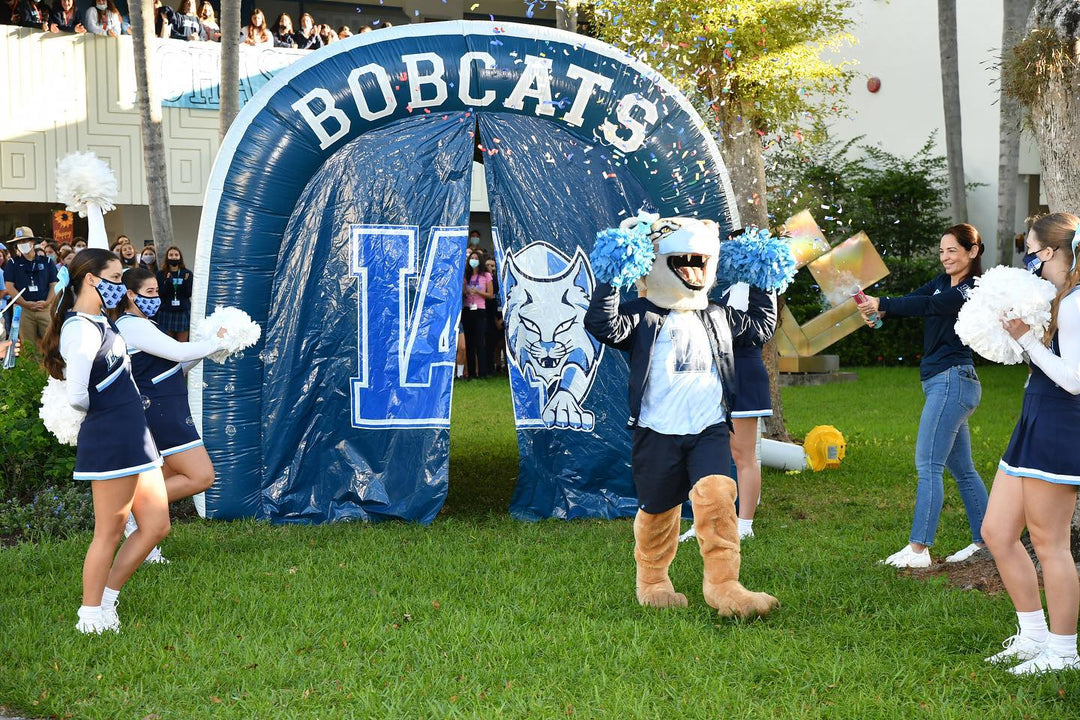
[
  {"left": 691, "top": 475, "right": 779, "bottom": 619},
  {"left": 633, "top": 505, "right": 688, "bottom": 608}
]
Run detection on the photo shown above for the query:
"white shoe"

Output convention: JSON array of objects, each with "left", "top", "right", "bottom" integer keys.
[
  {"left": 985, "top": 632, "right": 1045, "bottom": 664},
  {"left": 101, "top": 603, "right": 120, "bottom": 633},
  {"left": 678, "top": 526, "right": 697, "bottom": 543},
  {"left": 144, "top": 546, "right": 170, "bottom": 565},
  {"left": 945, "top": 543, "right": 983, "bottom": 563},
  {"left": 880, "top": 545, "right": 931, "bottom": 568},
  {"left": 124, "top": 512, "right": 138, "bottom": 539},
  {"left": 1008, "top": 649, "right": 1080, "bottom": 675},
  {"left": 75, "top": 608, "right": 106, "bottom": 635}
]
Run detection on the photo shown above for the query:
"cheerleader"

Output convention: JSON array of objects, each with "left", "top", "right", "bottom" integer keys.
[
  {"left": 982, "top": 213, "right": 1080, "bottom": 674},
  {"left": 114, "top": 268, "right": 227, "bottom": 563},
  {"left": 40, "top": 249, "right": 170, "bottom": 634}
]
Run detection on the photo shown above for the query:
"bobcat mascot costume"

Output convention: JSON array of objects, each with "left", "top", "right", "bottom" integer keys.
[{"left": 585, "top": 215, "right": 780, "bottom": 618}]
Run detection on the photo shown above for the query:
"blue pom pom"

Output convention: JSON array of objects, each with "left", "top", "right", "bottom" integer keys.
[
  {"left": 589, "top": 224, "right": 656, "bottom": 289},
  {"left": 716, "top": 226, "right": 798, "bottom": 292}
]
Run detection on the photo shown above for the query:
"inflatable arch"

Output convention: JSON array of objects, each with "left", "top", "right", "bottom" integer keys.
[{"left": 191, "top": 21, "right": 740, "bottom": 524}]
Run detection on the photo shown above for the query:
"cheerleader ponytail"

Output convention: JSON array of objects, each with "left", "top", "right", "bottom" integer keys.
[{"left": 40, "top": 248, "right": 118, "bottom": 379}]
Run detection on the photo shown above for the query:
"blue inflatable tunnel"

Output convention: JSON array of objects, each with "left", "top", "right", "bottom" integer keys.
[{"left": 189, "top": 21, "right": 740, "bottom": 524}]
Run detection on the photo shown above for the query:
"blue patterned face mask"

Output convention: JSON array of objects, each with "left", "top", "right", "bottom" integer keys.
[
  {"left": 134, "top": 294, "right": 161, "bottom": 318},
  {"left": 94, "top": 277, "right": 126, "bottom": 309}
]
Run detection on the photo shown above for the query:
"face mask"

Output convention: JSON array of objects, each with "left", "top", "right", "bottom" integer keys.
[
  {"left": 95, "top": 3, "right": 106, "bottom": 10},
  {"left": 142, "top": 254, "right": 156, "bottom": 264},
  {"left": 134, "top": 294, "right": 161, "bottom": 318},
  {"left": 169, "top": 259, "right": 180, "bottom": 267},
  {"left": 468, "top": 236, "right": 480, "bottom": 246},
  {"left": 94, "top": 277, "right": 126, "bottom": 309},
  {"left": 74, "top": 246, "right": 84, "bottom": 253},
  {"left": 47, "top": 254, "right": 56, "bottom": 262},
  {"left": 469, "top": 258, "right": 480, "bottom": 269},
  {"left": 17, "top": 243, "right": 31, "bottom": 256},
  {"left": 1023, "top": 251, "right": 1044, "bottom": 277}
]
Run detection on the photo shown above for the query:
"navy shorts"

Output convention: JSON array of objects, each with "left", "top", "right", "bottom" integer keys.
[{"left": 632, "top": 422, "right": 732, "bottom": 513}]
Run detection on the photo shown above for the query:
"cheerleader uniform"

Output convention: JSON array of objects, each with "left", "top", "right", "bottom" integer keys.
[
  {"left": 999, "top": 290, "right": 1080, "bottom": 484},
  {"left": 115, "top": 313, "right": 223, "bottom": 457},
  {"left": 59, "top": 312, "right": 162, "bottom": 480},
  {"left": 725, "top": 284, "right": 773, "bottom": 419}
]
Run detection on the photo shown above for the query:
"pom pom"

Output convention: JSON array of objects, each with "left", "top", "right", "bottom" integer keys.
[
  {"left": 39, "top": 377, "right": 85, "bottom": 446},
  {"left": 716, "top": 226, "right": 798, "bottom": 292},
  {"left": 589, "top": 224, "right": 656, "bottom": 289},
  {"left": 194, "top": 306, "right": 262, "bottom": 364},
  {"left": 954, "top": 266, "right": 1057, "bottom": 364},
  {"left": 55, "top": 152, "right": 118, "bottom": 217}
]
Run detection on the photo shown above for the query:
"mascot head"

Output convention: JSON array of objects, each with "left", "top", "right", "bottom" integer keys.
[{"left": 634, "top": 216, "right": 721, "bottom": 311}]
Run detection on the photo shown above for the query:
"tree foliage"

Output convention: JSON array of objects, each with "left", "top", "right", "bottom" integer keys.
[{"left": 586, "top": 0, "right": 857, "bottom": 132}]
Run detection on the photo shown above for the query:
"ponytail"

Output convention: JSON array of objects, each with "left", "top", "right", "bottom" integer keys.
[{"left": 40, "top": 248, "right": 119, "bottom": 379}]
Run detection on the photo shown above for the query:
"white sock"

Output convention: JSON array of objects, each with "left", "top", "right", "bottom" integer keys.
[
  {"left": 738, "top": 518, "right": 753, "bottom": 534},
  {"left": 456, "top": 364, "right": 464, "bottom": 378},
  {"left": 1047, "top": 632, "right": 1078, "bottom": 658},
  {"left": 100, "top": 586, "right": 120, "bottom": 610},
  {"left": 1017, "top": 609, "right": 1049, "bottom": 643}
]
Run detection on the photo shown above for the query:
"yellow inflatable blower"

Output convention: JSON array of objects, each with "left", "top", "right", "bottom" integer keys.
[{"left": 803, "top": 425, "right": 846, "bottom": 471}]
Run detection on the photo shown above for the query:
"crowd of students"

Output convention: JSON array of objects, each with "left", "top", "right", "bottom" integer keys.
[{"left": 2, "top": 0, "right": 395, "bottom": 43}]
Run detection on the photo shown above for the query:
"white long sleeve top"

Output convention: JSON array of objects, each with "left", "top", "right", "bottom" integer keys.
[
  {"left": 115, "top": 315, "right": 223, "bottom": 373},
  {"left": 1018, "top": 289, "right": 1080, "bottom": 395},
  {"left": 59, "top": 314, "right": 114, "bottom": 411}
]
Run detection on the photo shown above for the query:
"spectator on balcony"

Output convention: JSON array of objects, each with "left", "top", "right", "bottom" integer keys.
[
  {"left": 241, "top": 8, "right": 271, "bottom": 45},
  {"left": 317, "top": 23, "right": 336, "bottom": 45},
  {"left": 358, "top": 24, "right": 372, "bottom": 34},
  {"left": 337, "top": 25, "right": 352, "bottom": 39},
  {"left": 84, "top": 0, "right": 127, "bottom": 36},
  {"left": 272, "top": 12, "right": 297, "bottom": 48},
  {"left": 171, "top": 0, "right": 205, "bottom": 41},
  {"left": 294, "top": 12, "right": 321, "bottom": 50},
  {"left": 49, "top": 0, "right": 84, "bottom": 32},
  {"left": 197, "top": 0, "right": 218, "bottom": 40},
  {"left": 152, "top": 0, "right": 174, "bottom": 38},
  {"left": 13, "top": 0, "right": 47, "bottom": 29}
]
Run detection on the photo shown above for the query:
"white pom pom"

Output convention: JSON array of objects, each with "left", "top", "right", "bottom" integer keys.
[
  {"left": 194, "top": 306, "right": 262, "bottom": 364},
  {"left": 955, "top": 266, "right": 1058, "bottom": 364},
  {"left": 55, "top": 152, "right": 119, "bottom": 217},
  {"left": 39, "top": 377, "right": 86, "bottom": 446}
]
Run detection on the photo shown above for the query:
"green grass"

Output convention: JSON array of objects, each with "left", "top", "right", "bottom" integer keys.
[{"left": 3, "top": 366, "right": 1080, "bottom": 719}]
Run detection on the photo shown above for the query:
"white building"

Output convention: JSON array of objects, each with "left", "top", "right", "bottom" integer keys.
[{"left": 0, "top": 0, "right": 1042, "bottom": 262}]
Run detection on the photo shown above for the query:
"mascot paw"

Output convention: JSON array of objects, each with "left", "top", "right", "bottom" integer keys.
[
  {"left": 542, "top": 390, "right": 595, "bottom": 431},
  {"left": 637, "top": 588, "right": 689, "bottom": 609},
  {"left": 705, "top": 581, "right": 779, "bottom": 619}
]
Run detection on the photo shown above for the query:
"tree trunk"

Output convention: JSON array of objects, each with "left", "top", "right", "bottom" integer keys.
[
  {"left": 219, "top": 0, "right": 241, "bottom": 139},
  {"left": 717, "top": 106, "right": 790, "bottom": 441},
  {"left": 996, "top": 0, "right": 1033, "bottom": 266},
  {"left": 1028, "top": 69, "right": 1080, "bottom": 212},
  {"left": 556, "top": 0, "right": 578, "bottom": 33},
  {"left": 938, "top": 0, "right": 968, "bottom": 223},
  {"left": 128, "top": 0, "right": 174, "bottom": 257}
]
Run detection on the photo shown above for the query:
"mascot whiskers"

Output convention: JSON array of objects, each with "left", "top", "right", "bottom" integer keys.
[{"left": 585, "top": 212, "right": 792, "bottom": 619}]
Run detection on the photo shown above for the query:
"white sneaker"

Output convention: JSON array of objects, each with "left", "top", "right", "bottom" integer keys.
[
  {"left": 985, "top": 632, "right": 1045, "bottom": 664},
  {"left": 1008, "top": 650, "right": 1080, "bottom": 675},
  {"left": 144, "top": 546, "right": 170, "bottom": 565},
  {"left": 880, "top": 545, "right": 931, "bottom": 568},
  {"left": 678, "top": 526, "right": 697, "bottom": 543},
  {"left": 75, "top": 608, "right": 106, "bottom": 635},
  {"left": 124, "top": 512, "right": 138, "bottom": 539},
  {"left": 945, "top": 543, "right": 983, "bottom": 563},
  {"left": 101, "top": 603, "right": 120, "bottom": 633}
]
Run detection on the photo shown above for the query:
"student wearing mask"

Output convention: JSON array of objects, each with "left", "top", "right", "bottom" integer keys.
[
  {"left": 484, "top": 257, "right": 505, "bottom": 375},
  {"left": 84, "top": 0, "right": 126, "bottom": 36},
  {"left": 294, "top": 12, "right": 322, "bottom": 50},
  {"left": 39, "top": 249, "right": 169, "bottom": 634},
  {"left": 114, "top": 268, "right": 227, "bottom": 563},
  {"left": 4, "top": 227, "right": 58, "bottom": 353},
  {"left": 49, "top": 0, "right": 85, "bottom": 32},
  {"left": 156, "top": 246, "right": 193, "bottom": 341},
  {"left": 139, "top": 246, "right": 159, "bottom": 274},
  {"left": 241, "top": 8, "right": 272, "bottom": 45},
  {"left": 462, "top": 250, "right": 493, "bottom": 380},
  {"left": 117, "top": 241, "right": 138, "bottom": 269},
  {"left": 272, "top": 12, "right": 297, "bottom": 48}
]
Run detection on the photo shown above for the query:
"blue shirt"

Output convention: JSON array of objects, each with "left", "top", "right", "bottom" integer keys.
[
  {"left": 3, "top": 255, "right": 59, "bottom": 302},
  {"left": 879, "top": 273, "right": 975, "bottom": 381}
]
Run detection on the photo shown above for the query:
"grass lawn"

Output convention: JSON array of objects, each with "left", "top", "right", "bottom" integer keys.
[{"left": 3, "top": 365, "right": 1080, "bottom": 718}]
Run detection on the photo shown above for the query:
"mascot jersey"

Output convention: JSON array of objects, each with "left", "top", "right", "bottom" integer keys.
[{"left": 639, "top": 310, "right": 726, "bottom": 435}]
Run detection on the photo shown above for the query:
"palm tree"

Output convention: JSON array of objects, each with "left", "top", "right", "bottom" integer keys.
[
  {"left": 219, "top": 0, "right": 241, "bottom": 138},
  {"left": 556, "top": 0, "right": 578, "bottom": 33},
  {"left": 938, "top": 0, "right": 968, "bottom": 224},
  {"left": 996, "top": 0, "right": 1033, "bottom": 266},
  {"left": 128, "top": 0, "right": 175, "bottom": 256}
]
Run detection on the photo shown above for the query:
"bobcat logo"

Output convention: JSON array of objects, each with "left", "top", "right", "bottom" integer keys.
[{"left": 502, "top": 242, "right": 602, "bottom": 432}]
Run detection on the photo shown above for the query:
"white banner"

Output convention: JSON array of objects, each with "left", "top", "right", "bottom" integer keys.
[{"left": 156, "top": 39, "right": 306, "bottom": 110}]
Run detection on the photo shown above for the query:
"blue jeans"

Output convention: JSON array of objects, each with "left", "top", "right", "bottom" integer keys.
[{"left": 910, "top": 364, "right": 989, "bottom": 546}]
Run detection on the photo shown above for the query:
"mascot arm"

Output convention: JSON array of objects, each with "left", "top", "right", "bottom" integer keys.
[
  {"left": 585, "top": 282, "right": 636, "bottom": 352},
  {"left": 725, "top": 288, "right": 777, "bottom": 346}
]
